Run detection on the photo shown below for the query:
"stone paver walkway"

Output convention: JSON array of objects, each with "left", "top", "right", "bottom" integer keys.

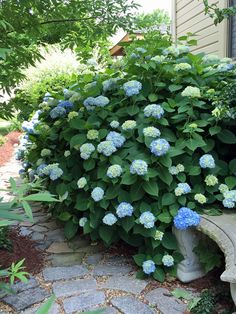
[{"left": 0, "top": 150, "right": 188, "bottom": 314}]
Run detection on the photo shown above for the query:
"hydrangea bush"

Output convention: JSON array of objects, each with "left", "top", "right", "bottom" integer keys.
[{"left": 18, "top": 40, "right": 236, "bottom": 281}]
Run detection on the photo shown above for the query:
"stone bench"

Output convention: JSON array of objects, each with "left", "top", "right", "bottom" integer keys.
[{"left": 173, "top": 210, "right": 236, "bottom": 307}]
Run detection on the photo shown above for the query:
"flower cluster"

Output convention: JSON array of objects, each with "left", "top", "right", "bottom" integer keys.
[
  {"left": 217, "top": 63, "right": 234, "bottom": 72},
  {"left": 50, "top": 106, "right": 66, "bottom": 119},
  {"left": 169, "top": 164, "right": 185, "bottom": 175},
  {"left": 106, "top": 132, "right": 126, "bottom": 148},
  {"left": 91, "top": 187, "right": 104, "bottom": 202},
  {"left": 151, "top": 55, "right": 166, "bottom": 63},
  {"left": 175, "top": 183, "right": 191, "bottom": 196},
  {"left": 103, "top": 78, "right": 118, "bottom": 92},
  {"left": 142, "top": 260, "right": 156, "bottom": 274},
  {"left": 40, "top": 149, "right": 51, "bottom": 157},
  {"left": 79, "top": 217, "right": 88, "bottom": 227},
  {"left": 205, "top": 175, "right": 218, "bottom": 186},
  {"left": 162, "top": 255, "right": 174, "bottom": 267},
  {"left": 97, "top": 141, "right": 117, "bottom": 156},
  {"left": 194, "top": 193, "right": 207, "bottom": 204},
  {"left": 77, "top": 177, "right": 87, "bottom": 189},
  {"left": 57, "top": 101, "right": 73, "bottom": 112},
  {"left": 64, "top": 150, "right": 71, "bottom": 157},
  {"left": 174, "top": 207, "right": 201, "bottom": 230},
  {"left": 110, "top": 121, "right": 119, "bottom": 128},
  {"left": 219, "top": 184, "right": 229, "bottom": 194},
  {"left": 80, "top": 143, "right": 95, "bottom": 160},
  {"left": 103, "top": 213, "right": 117, "bottom": 225},
  {"left": 116, "top": 202, "right": 134, "bottom": 218},
  {"left": 68, "top": 111, "right": 79, "bottom": 121},
  {"left": 84, "top": 96, "right": 110, "bottom": 110},
  {"left": 130, "top": 160, "right": 148, "bottom": 176},
  {"left": 222, "top": 190, "right": 236, "bottom": 208},
  {"left": 143, "top": 127, "right": 161, "bottom": 138},
  {"left": 154, "top": 230, "right": 164, "bottom": 241},
  {"left": 87, "top": 130, "right": 99, "bottom": 140},
  {"left": 181, "top": 86, "right": 201, "bottom": 98},
  {"left": 174, "top": 63, "right": 192, "bottom": 71},
  {"left": 36, "top": 163, "right": 47, "bottom": 176},
  {"left": 144, "top": 104, "right": 164, "bottom": 119},
  {"left": 139, "top": 212, "right": 155, "bottom": 229},
  {"left": 107, "top": 165, "right": 123, "bottom": 178},
  {"left": 123, "top": 80, "right": 142, "bottom": 97},
  {"left": 150, "top": 139, "right": 170, "bottom": 156},
  {"left": 202, "top": 54, "right": 220, "bottom": 64},
  {"left": 199, "top": 154, "right": 215, "bottom": 169},
  {"left": 121, "top": 120, "right": 137, "bottom": 131},
  {"left": 42, "top": 163, "right": 63, "bottom": 180}
]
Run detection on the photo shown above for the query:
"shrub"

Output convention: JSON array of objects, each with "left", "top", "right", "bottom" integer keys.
[{"left": 19, "top": 40, "right": 236, "bottom": 281}]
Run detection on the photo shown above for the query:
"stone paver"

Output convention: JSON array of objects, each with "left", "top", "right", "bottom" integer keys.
[
  {"left": 52, "top": 278, "right": 97, "bottom": 297},
  {"left": 31, "top": 232, "right": 45, "bottom": 241},
  {"left": 3, "top": 287, "right": 49, "bottom": 311},
  {"left": 11, "top": 277, "right": 38, "bottom": 293},
  {"left": 145, "top": 288, "right": 187, "bottom": 314},
  {"left": 100, "top": 275, "right": 148, "bottom": 294},
  {"left": 43, "top": 265, "right": 88, "bottom": 281},
  {"left": 111, "top": 296, "right": 155, "bottom": 314},
  {"left": 86, "top": 253, "right": 103, "bottom": 265},
  {"left": 86, "top": 307, "right": 117, "bottom": 314},
  {"left": 19, "top": 226, "right": 32, "bottom": 236},
  {"left": 21, "top": 302, "right": 61, "bottom": 314},
  {"left": 63, "top": 291, "right": 105, "bottom": 313},
  {"left": 30, "top": 225, "right": 48, "bottom": 232},
  {"left": 50, "top": 252, "right": 84, "bottom": 266},
  {"left": 93, "top": 264, "right": 133, "bottom": 276},
  {"left": 46, "top": 229, "right": 65, "bottom": 242}
]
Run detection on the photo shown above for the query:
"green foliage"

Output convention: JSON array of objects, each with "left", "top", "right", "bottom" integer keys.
[
  {"left": 0, "top": 227, "right": 12, "bottom": 250},
  {"left": 36, "top": 295, "right": 56, "bottom": 314},
  {"left": 191, "top": 289, "right": 215, "bottom": 314},
  {"left": 203, "top": 0, "right": 236, "bottom": 25},
  {"left": 193, "top": 238, "right": 223, "bottom": 273},
  {"left": 0, "top": 0, "right": 138, "bottom": 119},
  {"left": 19, "top": 36, "right": 236, "bottom": 280},
  {"left": 134, "top": 9, "right": 170, "bottom": 30}
]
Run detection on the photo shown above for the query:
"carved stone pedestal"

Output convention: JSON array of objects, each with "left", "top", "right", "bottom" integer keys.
[{"left": 172, "top": 227, "right": 206, "bottom": 283}]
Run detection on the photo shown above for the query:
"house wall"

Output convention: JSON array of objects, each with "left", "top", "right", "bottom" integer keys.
[{"left": 172, "top": 0, "right": 229, "bottom": 57}]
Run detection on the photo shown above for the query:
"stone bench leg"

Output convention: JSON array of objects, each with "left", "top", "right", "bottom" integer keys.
[
  {"left": 231, "top": 283, "right": 236, "bottom": 307},
  {"left": 172, "top": 227, "right": 206, "bottom": 283}
]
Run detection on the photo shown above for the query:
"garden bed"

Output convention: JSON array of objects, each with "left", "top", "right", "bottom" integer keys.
[{"left": 0, "top": 131, "right": 21, "bottom": 166}]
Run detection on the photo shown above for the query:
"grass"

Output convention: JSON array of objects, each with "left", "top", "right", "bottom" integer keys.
[{"left": 0, "top": 119, "right": 12, "bottom": 136}]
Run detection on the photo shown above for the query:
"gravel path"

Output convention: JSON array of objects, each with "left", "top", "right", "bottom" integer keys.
[{"left": 0, "top": 152, "right": 187, "bottom": 314}]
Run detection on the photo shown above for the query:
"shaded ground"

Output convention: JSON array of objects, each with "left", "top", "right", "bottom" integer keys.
[{"left": 0, "top": 131, "right": 21, "bottom": 166}]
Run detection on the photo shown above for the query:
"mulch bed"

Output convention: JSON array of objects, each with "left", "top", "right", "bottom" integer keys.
[
  {"left": 0, "top": 131, "right": 21, "bottom": 166},
  {"left": 0, "top": 228, "right": 45, "bottom": 277}
]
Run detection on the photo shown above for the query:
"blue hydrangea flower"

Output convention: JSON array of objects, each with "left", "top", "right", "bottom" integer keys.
[
  {"left": 116, "top": 202, "right": 134, "bottom": 218},
  {"left": 36, "top": 163, "right": 47, "bottom": 177},
  {"left": 84, "top": 96, "right": 109, "bottom": 110},
  {"left": 22, "top": 120, "right": 38, "bottom": 134},
  {"left": 121, "top": 120, "right": 137, "bottom": 131},
  {"left": 130, "top": 160, "right": 148, "bottom": 176},
  {"left": 91, "top": 187, "right": 104, "bottom": 202},
  {"left": 103, "top": 213, "right": 117, "bottom": 226},
  {"left": 199, "top": 154, "right": 215, "bottom": 169},
  {"left": 174, "top": 207, "right": 200, "bottom": 230},
  {"left": 162, "top": 255, "right": 174, "bottom": 267},
  {"left": 150, "top": 139, "right": 170, "bottom": 156},
  {"left": 144, "top": 104, "right": 164, "bottom": 119},
  {"left": 106, "top": 132, "right": 126, "bottom": 148},
  {"left": 217, "top": 63, "right": 234, "bottom": 72},
  {"left": 103, "top": 78, "right": 118, "bottom": 92},
  {"left": 136, "top": 47, "right": 147, "bottom": 53},
  {"left": 107, "top": 165, "right": 123, "bottom": 178},
  {"left": 50, "top": 106, "right": 66, "bottom": 119},
  {"left": 80, "top": 143, "right": 95, "bottom": 160},
  {"left": 175, "top": 183, "right": 191, "bottom": 196},
  {"left": 110, "top": 121, "right": 120, "bottom": 129},
  {"left": 42, "top": 163, "right": 63, "bottom": 180},
  {"left": 223, "top": 199, "right": 235, "bottom": 208},
  {"left": 139, "top": 212, "right": 155, "bottom": 229},
  {"left": 142, "top": 260, "right": 156, "bottom": 274},
  {"left": 57, "top": 101, "right": 74, "bottom": 112},
  {"left": 123, "top": 80, "right": 142, "bottom": 97},
  {"left": 97, "top": 141, "right": 117, "bottom": 156},
  {"left": 130, "top": 53, "right": 139, "bottom": 59},
  {"left": 222, "top": 190, "right": 236, "bottom": 208},
  {"left": 79, "top": 217, "right": 88, "bottom": 227}
]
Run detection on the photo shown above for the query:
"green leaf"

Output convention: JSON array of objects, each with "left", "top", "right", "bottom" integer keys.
[
  {"left": 36, "top": 295, "right": 56, "bottom": 314},
  {"left": 136, "top": 270, "right": 147, "bottom": 279},
  {"left": 225, "top": 176, "right": 236, "bottom": 189},
  {"left": 162, "top": 193, "right": 175, "bottom": 206},
  {"left": 83, "top": 159, "right": 95, "bottom": 171},
  {"left": 23, "top": 193, "right": 58, "bottom": 202},
  {"left": 133, "top": 254, "right": 146, "bottom": 266},
  {"left": 157, "top": 168, "right": 173, "bottom": 185},
  {"left": 143, "top": 181, "right": 159, "bottom": 197},
  {"left": 58, "top": 212, "right": 71, "bottom": 221},
  {"left": 64, "top": 220, "right": 78, "bottom": 240},
  {"left": 217, "top": 129, "right": 236, "bottom": 144},
  {"left": 121, "top": 173, "right": 137, "bottom": 185},
  {"left": 153, "top": 268, "right": 165, "bottom": 282},
  {"left": 148, "top": 93, "right": 158, "bottom": 102},
  {"left": 69, "top": 118, "right": 86, "bottom": 130},
  {"left": 171, "top": 288, "right": 192, "bottom": 300},
  {"left": 188, "top": 166, "right": 201, "bottom": 176},
  {"left": 126, "top": 105, "right": 139, "bottom": 116},
  {"left": 70, "top": 134, "right": 87, "bottom": 148},
  {"left": 169, "top": 84, "right": 183, "bottom": 92},
  {"left": 130, "top": 184, "right": 145, "bottom": 202},
  {"left": 229, "top": 159, "right": 236, "bottom": 173},
  {"left": 21, "top": 201, "right": 33, "bottom": 221},
  {"left": 209, "top": 126, "right": 221, "bottom": 136},
  {"left": 153, "top": 254, "right": 163, "bottom": 265},
  {"left": 162, "top": 232, "right": 178, "bottom": 250},
  {"left": 99, "top": 226, "right": 115, "bottom": 245},
  {"left": 158, "top": 212, "right": 172, "bottom": 223},
  {"left": 121, "top": 216, "right": 135, "bottom": 233}
]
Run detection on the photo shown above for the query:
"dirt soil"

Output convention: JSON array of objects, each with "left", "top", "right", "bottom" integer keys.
[{"left": 0, "top": 131, "right": 21, "bottom": 166}]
